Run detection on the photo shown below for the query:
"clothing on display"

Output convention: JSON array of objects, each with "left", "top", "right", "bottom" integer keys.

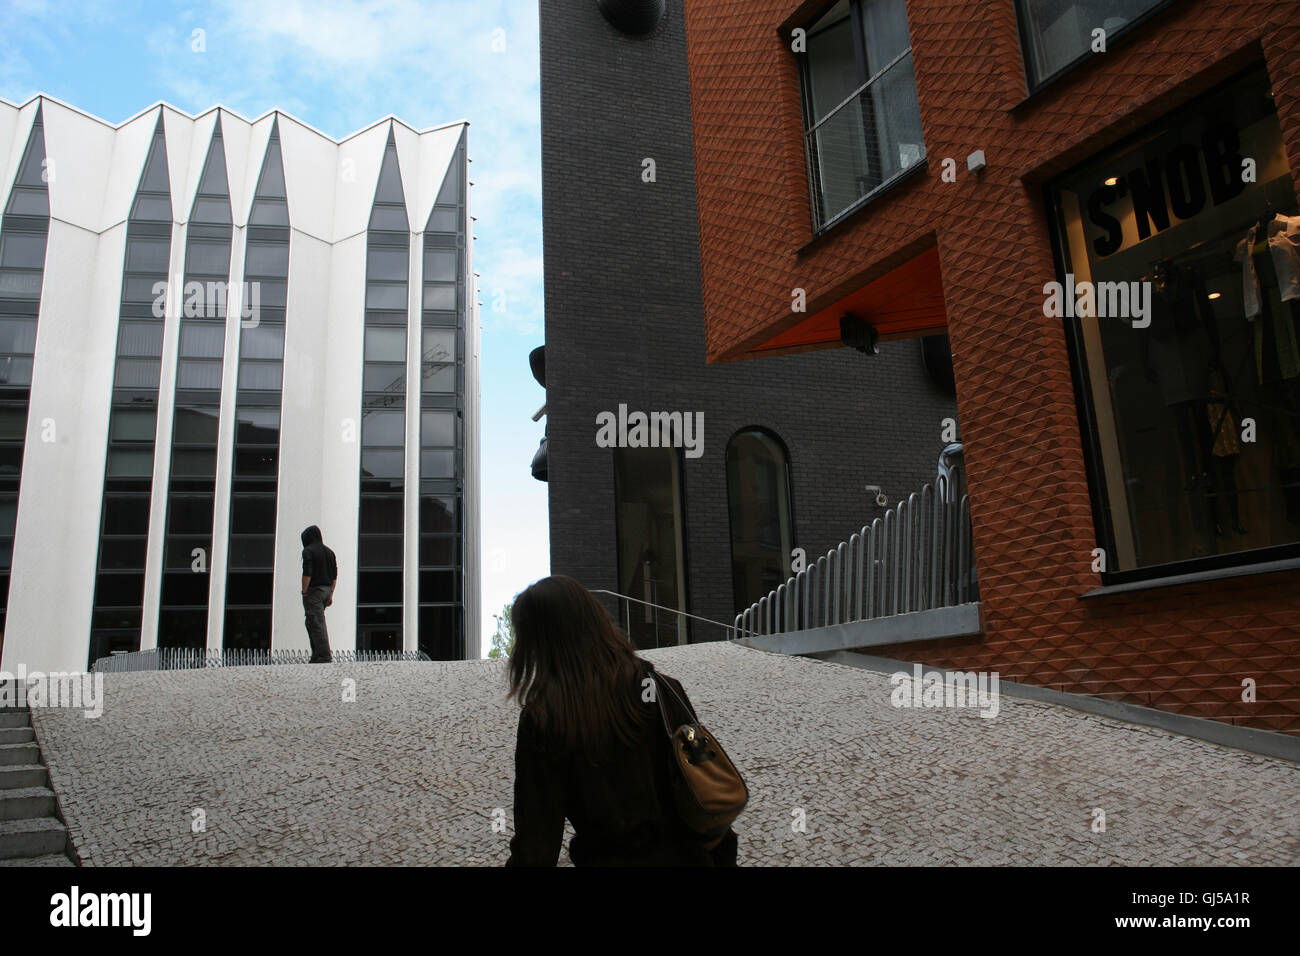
[{"left": 1267, "top": 213, "right": 1300, "bottom": 303}]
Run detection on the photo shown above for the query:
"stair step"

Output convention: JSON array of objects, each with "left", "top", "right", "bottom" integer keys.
[
  {"left": 0, "top": 765, "right": 47, "bottom": 791},
  {"left": 0, "top": 727, "right": 34, "bottom": 745},
  {"left": 0, "top": 853, "right": 74, "bottom": 866},
  {"left": 0, "top": 743, "right": 40, "bottom": 767},
  {"left": 0, "top": 787, "right": 55, "bottom": 821},
  {"left": 0, "top": 817, "right": 67, "bottom": 860},
  {"left": 0, "top": 712, "right": 30, "bottom": 729}
]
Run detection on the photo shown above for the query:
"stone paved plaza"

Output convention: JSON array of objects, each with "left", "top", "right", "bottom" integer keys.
[{"left": 27, "top": 642, "right": 1300, "bottom": 865}]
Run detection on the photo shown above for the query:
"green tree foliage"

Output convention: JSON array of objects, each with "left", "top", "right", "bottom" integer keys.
[{"left": 487, "top": 603, "right": 515, "bottom": 659}]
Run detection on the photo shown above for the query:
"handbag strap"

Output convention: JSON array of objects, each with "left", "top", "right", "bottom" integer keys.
[{"left": 649, "top": 668, "right": 698, "bottom": 738}]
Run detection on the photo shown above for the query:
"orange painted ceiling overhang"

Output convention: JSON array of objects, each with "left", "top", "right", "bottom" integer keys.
[{"left": 751, "top": 245, "right": 949, "bottom": 355}]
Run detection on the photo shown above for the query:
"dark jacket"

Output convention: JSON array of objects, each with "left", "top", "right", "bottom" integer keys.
[
  {"left": 300, "top": 525, "right": 337, "bottom": 588},
  {"left": 506, "top": 659, "right": 738, "bottom": 867}
]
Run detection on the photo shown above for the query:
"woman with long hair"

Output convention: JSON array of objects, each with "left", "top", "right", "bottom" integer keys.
[{"left": 503, "top": 574, "right": 738, "bottom": 866}]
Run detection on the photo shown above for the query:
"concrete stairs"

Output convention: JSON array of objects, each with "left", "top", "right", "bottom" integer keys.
[{"left": 0, "top": 706, "right": 75, "bottom": 866}]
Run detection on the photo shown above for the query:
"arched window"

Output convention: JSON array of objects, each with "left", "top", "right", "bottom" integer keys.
[{"left": 726, "top": 429, "right": 794, "bottom": 613}]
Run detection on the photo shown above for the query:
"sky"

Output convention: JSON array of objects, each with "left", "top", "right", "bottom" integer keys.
[{"left": 0, "top": 0, "right": 550, "bottom": 657}]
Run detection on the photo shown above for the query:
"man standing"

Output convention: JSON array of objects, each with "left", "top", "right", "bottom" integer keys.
[{"left": 301, "top": 525, "right": 338, "bottom": 663}]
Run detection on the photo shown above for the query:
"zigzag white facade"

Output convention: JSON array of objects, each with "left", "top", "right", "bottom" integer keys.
[{"left": 0, "top": 95, "right": 481, "bottom": 673}]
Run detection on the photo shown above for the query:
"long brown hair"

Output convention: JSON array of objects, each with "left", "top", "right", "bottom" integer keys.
[{"left": 507, "top": 575, "right": 650, "bottom": 756}]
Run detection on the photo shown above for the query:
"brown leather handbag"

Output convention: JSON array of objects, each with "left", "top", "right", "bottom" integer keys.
[{"left": 652, "top": 670, "right": 748, "bottom": 848}]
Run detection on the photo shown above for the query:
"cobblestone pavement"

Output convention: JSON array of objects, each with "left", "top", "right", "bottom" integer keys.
[{"left": 28, "top": 642, "right": 1300, "bottom": 866}]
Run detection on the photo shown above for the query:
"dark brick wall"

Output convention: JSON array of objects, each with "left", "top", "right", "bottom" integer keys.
[{"left": 539, "top": 0, "right": 956, "bottom": 638}]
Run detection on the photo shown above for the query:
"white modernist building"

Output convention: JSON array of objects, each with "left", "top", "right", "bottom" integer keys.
[{"left": 0, "top": 95, "right": 481, "bottom": 674}]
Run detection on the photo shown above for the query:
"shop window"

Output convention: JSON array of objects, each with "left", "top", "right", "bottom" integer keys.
[
  {"left": 726, "top": 429, "right": 794, "bottom": 612},
  {"left": 797, "top": 0, "right": 925, "bottom": 231},
  {"left": 1016, "top": 0, "right": 1180, "bottom": 90},
  {"left": 1049, "top": 66, "right": 1300, "bottom": 578},
  {"left": 613, "top": 447, "right": 688, "bottom": 649}
]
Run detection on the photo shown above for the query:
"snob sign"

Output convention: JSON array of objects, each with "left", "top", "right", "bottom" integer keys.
[{"left": 1083, "top": 122, "right": 1248, "bottom": 259}]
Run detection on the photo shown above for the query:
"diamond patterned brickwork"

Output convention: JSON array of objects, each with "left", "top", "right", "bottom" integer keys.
[{"left": 684, "top": 0, "right": 1300, "bottom": 733}]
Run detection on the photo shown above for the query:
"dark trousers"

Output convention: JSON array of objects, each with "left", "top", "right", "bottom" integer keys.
[{"left": 303, "top": 585, "right": 332, "bottom": 663}]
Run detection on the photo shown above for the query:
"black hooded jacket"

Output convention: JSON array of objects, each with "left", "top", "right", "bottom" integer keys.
[{"left": 300, "top": 525, "right": 338, "bottom": 589}]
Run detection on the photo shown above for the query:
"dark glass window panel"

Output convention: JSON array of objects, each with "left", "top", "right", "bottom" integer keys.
[
  {"left": 166, "top": 495, "right": 214, "bottom": 534},
  {"left": 420, "top": 495, "right": 457, "bottom": 533},
  {"left": 422, "top": 328, "right": 455, "bottom": 364},
  {"left": 423, "top": 249, "right": 458, "bottom": 282},
  {"left": 421, "top": 363, "right": 454, "bottom": 393},
  {"left": 239, "top": 324, "right": 284, "bottom": 359},
  {"left": 362, "top": 409, "right": 404, "bottom": 447},
  {"left": 177, "top": 359, "right": 223, "bottom": 390},
  {"left": 726, "top": 430, "right": 794, "bottom": 612},
  {"left": 421, "top": 284, "right": 457, "bottom": 311},
  {"left": 365, "top": 327, "right": 407, "bottom": 362},
  {"left": 180, "top": 323, "right": 225, "bottom": 358},
  {"left": 98, "top": 537, "right": 149, "bottom": 570},
  {"left": 0, "top": 320, "right": 37, "bottom": 355},
  {"left": 7, "top": 188, "right": 49, "bottom": 217},
  {"left": 257, "top": 139, "right": 287, "bottom": 197},
  {"left": 358, "top": 570, "right": 403, "bottom": 604},
  {"left": 230, "top": 495, "right": 276, "bottom": 534},
  {"left": 227, "top": 535, "right": 275, "bottom": 569},
  {"left": 421, "top": 410, "right": 455, "bottom": 447},
  {"left": 420, "top": 450, "right": 454, "bottom": 479},
  {"left": 170, "top": 447, "right": 217, "bottom": 477},
  {"left": 197, "top": 133, "right": 230, "bottom": 196},
  {"left": 0, "top": 407, "right": 24, "bottom": 440},
  {"left": 435, "top": 160, "right": 462, "bottom": 204},
  {"left": 185, "top": 241, "right": 231, "bottom": 276},
  {"left": 246, "top": 242, "right": 289, "bottom": 275},
  {"left": 0, "top": 541, "right": 9, "bottom": 570},
  {"left": 359, "top": 496, "right": 404, "bottom": 534},
  {"left": 156, "top": 608, "right": 207, "bottom": 648},
  {"left": 249, "top": 201, "right": 290, "bottom": 227},
  {"left": 226, "top": 570, "right": 274, "bottom": 603},
  {"left": 14, "top": 124, "right": 47, "bottom": 187},
  {"left": 361, "top": 449, "right": 404, "bottom": 479},
  {"left": 368, "top": 247, "right": 409, "bottom": 281},
  {"left": 426, "top": 208, "right": 458, "bottom": 232},
  {"left": 160, "top": 570, "right": 209, "bottom": 605},
  {"left": 234, "top": 446, "right": 278, "bottom": 477},
  {"left": 234, "top": 408, "right": 280, "bottom": 443},
  {"left": 368, "top": 206, "right": 408, "bottom": 231},
  {"left": 126, "top": 239, "right": 171, "bottom": 272},
  {"left": 419, "top": 569, "right": 455, "bottom": 603},
  {"left": 117, "top": 322, "right": 165, "bottom": 358},
  {"left": 191, "top": 198, "right": 232, "bottom": 224},
  {"left": 0, "top": 270, "right": 42, "bottom": 298},
  {"left": 131, "top": 195, "right": 172, "bottom": 222},
  {"left": 94, "top": 571, "right": 146, "bottom": 608},
  {"left": 1018, "top": 0, "right": 1170, "bottom": 86},
  {"left": 223, "top": 607, "right": 272, "bottom": 649},
  {"left": 363, "top": 364, "right": 405, "bottom": 394},
  {"left": 0, "top": 236, "right": 47, "bottom": 271},
  {"left": 107, "top": 447, "right": 154, "bottom": 478},
  {"left": 359, "top": 534, "right": 404, "bottom": 567},
  {"left": 91, "top": 607, "right": 142, "bottom": 631},
  {"left": 101, "top": 495, "right": 150, "bottom": 535},
  {"left": 357, "top": 614, "right": 402, "bottom": 652},
  {"left": 366, "top": 283, "right": 408, "bottom": 311},
  {"left": 418, "top": 605, "right": 461, "bottom": 661},
  {"left": 373, "top": 142, "right": 406, "bottom": 204},
  {"left": 419, "top": 534, "right": 458, "bottom": 567},
  {"left": 614, "top": 447, "right": 689, "bottom": 649},
  {"left": 251, "top": 279, "right": 287, "bottom": 308},
  {"left": 238, "top": 362, "right": 283, "bottom": 391},
  {"left": 173, "top": 407, "right": 220, "bottom": 444},
  {"left": 140, "top": 132, "right": 171, "bottom": 192},
  {"left": 0, "top": 443, "right": 23, "bottom": 475},
  {"left": 122, "top": 276, "right": 167, "bottom": 305},
  {"left": 109, "top": 406, "right": 157, "bottom": 442},
  {"left": 164, "top": 536, "right": 211, "bottom": 571},
  {"left": 0, "top": 499, "right": 15, "bottom": 537},
  {"left": 114, "top": 358, "right": 160, "bottom": 390}
]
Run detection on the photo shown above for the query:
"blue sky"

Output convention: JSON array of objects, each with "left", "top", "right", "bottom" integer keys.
[{"left": 0, "top": 0, "right": 550, "bottom": 656}]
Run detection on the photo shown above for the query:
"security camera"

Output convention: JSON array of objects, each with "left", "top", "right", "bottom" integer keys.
[{"left": 865, "top": 485, "right": 888, "bottom": 508}]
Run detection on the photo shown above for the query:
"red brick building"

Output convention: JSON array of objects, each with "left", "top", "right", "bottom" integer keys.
[{"left": 683, "top": 0, "right": 1300, "bottom": 733}]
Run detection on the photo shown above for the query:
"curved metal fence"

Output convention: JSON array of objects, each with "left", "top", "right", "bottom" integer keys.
[{"left": 734, "top": 476, "right": 977, "bottom": 640}]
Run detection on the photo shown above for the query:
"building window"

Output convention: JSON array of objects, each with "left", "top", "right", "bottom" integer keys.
[
  {"left": 613, "top": 447, "right": 688, "bottom": 650},
  {"left": 1016, "top": 0, "right": 1180, "bottom": 90},
  {"left": 726, "top": 429, "right": 794, "bottom": 613},
  {"left": 358, "top": 130, "right": 409, "bottom": 653},
  {"left": 797, "top": 0, "right": 925, "bottom": 231},
  {"left": 1049, "top": 65, "right": 1299, "bottom": 579}
]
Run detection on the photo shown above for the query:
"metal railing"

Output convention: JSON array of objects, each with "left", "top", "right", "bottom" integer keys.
[
  {"left": 735, "top": 476, "right": 977, "bottom": 639},
  {"left": 589, "top": 589, "right": 738, "bottom": 646},
  {"left": 91, "top": 647, "right": 431, "bottom": 673},
  {"left": 805, "top": 47, "right": 926, "bottom": 231}
]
